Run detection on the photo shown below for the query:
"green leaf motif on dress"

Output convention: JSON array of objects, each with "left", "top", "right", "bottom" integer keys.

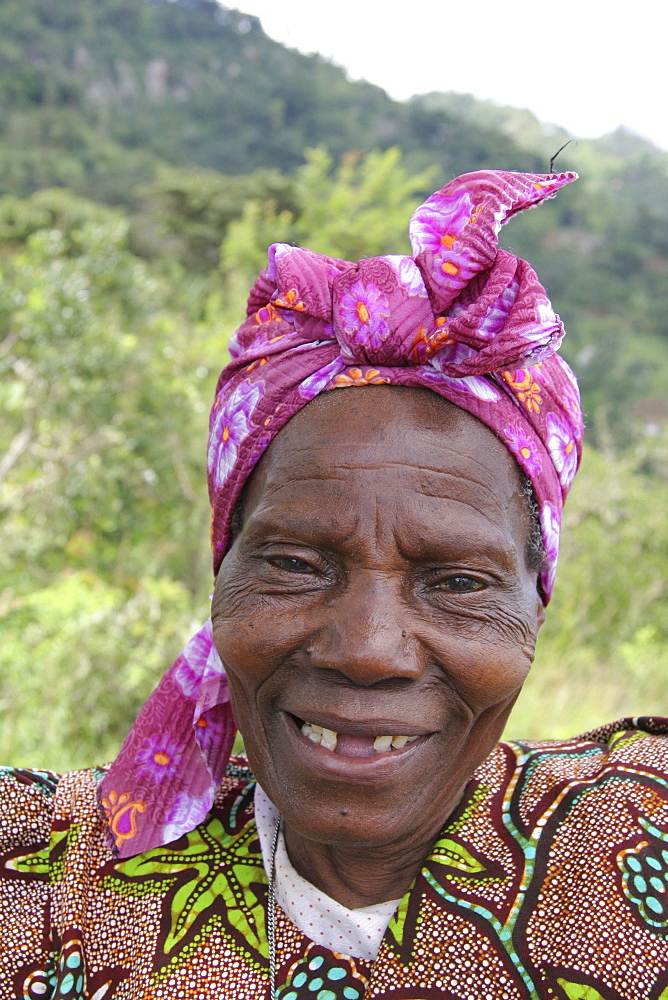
[
  {"left": 2, "top": 842, "right": 49, "bottom": 877},
  {"left": 50, "top": 825, "right": 78, "bottom": 885},
  {"left": 444, "top": 784, "right": 488, "bottom": 835},
  {"left": 107, "top": 813, "right": 268, "bottom": 967},
  {"left": 383, "top": 788, "right": 495, "bottom": 965},
  {"left": 607, "top": 730, "right": 643, "bottom": 752},
  {"left": 384, "top": 891, "right": 412, "bottom": 958},
  {"left": 430, "top": 837, "right": 488, "bottom": 875},
  {"left": 555, "top": 977, "right": 610, "bottom": 1000},
  {"left": 428, "top": 785, "right": 497, "bottom": 879}
]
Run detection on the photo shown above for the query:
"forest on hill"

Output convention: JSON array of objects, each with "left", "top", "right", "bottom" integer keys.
[{"left": 1, "top": 0, "right": 667, "bottom": 768}]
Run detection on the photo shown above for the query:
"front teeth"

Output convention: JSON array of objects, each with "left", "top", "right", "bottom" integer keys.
[
  {"left": 389, "top": 735, "right": 411, "bottom": 749},
  {"left": 302, "top": 723, "right": 338, "bottom": 751},
  {"left": 392, "top": 735, "right": 420, "bottom": 748},
  {"left": 320, "top": 728, "right": 338, "bottom": 751},
  {"left": 301, "top": 722, "right": 419, "bottom": 753}
]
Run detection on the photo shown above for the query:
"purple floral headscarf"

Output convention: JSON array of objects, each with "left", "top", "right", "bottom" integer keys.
[{"left": 101, "top": 169, "right": 583, "bottom": 857}]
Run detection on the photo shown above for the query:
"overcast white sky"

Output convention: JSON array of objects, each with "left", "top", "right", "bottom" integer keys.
[{"left": 235, "top": 1, "right": 667, "bottom": 151}]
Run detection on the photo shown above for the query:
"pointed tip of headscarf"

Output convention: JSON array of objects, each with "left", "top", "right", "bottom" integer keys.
[{"left": 409, "top": 169, "right": 577, "bottom": 314}]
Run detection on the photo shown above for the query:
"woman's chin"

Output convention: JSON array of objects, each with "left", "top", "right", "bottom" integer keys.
[
  {"left": 262, "top": 777, "right": 433, "bottom": 852},
  {"left": 242, "top": 713, "right": 475, "bottom": 855}
]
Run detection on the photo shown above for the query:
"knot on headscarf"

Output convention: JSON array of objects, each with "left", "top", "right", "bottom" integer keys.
[
  {"left": 262, "top": 169, "right": 574, "bottom": 373},
  {"left": 213, "top": 168, "right": 582, "bottom": 600}
]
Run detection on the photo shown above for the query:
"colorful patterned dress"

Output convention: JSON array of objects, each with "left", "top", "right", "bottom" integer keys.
[{"left": 4, "top": 719, "right": 668, "bottom": 999}]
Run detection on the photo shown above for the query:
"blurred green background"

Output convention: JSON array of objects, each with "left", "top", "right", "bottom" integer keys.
[{"left": 1, "top": 0, "right": 667, "bottom": 770}]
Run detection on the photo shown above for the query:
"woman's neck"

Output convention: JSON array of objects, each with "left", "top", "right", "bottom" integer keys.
[{"left": 282, "top": 821, "right": 439, "bottom": 910}]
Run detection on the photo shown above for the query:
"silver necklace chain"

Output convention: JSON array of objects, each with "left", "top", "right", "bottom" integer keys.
[{"left": 267, "top": 818, "right": 281, "bottom": 999}]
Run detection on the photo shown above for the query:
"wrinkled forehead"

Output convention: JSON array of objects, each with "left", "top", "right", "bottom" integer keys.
[{"left": 241, "top": 385, "right": 526, "bottom": 523}]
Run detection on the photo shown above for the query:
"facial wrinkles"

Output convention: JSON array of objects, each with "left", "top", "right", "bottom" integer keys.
[
  {"left": 334, "top": 433, "right": 515, "bottom": 520},
  {"left": 253, "top": 468, "right": 518, "bottom": 569},
  {"left": 391, "top": 501, "right": 518, "bottom": 571},
  {"left": 264, "top": 443, "right": 510, "bottom": 498},
  {"left": 258, "top": 588, "right": 522, "bottom": 726},
  {"left": 222, "top": 457, "right": 537, "bottom": 693},
  {"left": 212, "top": 388, "right": 545, "bottom": 885}
]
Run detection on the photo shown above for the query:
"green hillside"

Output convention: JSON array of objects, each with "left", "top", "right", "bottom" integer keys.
[
  {"left": 0, "top": 0, "right": 667, "bottom": 766},
  {"left": 2, "top": 0, "right": 667, "bottom": 439},
  {"left": 0, "top": 0, "right": 540, "bottom": 199}
]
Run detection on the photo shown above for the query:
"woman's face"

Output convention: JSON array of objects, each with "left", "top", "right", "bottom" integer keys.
[{"left": 211, "top": 387, "right": 545, "bottom": 852}]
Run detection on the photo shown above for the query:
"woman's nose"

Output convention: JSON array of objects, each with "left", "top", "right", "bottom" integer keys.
[{"left": 306, "top": 571, "right": 424, "bottom": 686}]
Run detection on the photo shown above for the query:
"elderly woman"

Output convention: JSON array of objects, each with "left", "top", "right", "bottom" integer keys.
[{"left": 3, "top": 169, "right": 668, "bottom": 1000}]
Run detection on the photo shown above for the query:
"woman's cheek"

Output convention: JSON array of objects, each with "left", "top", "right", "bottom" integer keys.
[
  {"left": 212, "top": 628, "right": 268, "bottom": 748},
  {"left": 429, "top": 612, "right": 535, "bottom": 711},
  {"left": 213, "top": 564, "right": 264, "bottom": 617},
  {"left": 456, "top": 588, "right": 542, "bottom": 665},
  {"left": 224, "top": 669, "right": 254, "bottom": 733},
  {"left": 213, "top": 616, "right": 265, "bottom": 684}
]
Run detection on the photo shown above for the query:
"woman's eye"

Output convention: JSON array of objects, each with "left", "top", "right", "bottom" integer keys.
[
  {"left": 436, "top": 575, "right": 485, "bottom": 593},
  {"left": 270, "top": 556, "right": 315, "bottom": 574}
]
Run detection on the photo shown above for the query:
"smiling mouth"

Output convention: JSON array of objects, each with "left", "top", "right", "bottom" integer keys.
[{"left": 297, "top": 719, "right": 421, "bottom": 757}]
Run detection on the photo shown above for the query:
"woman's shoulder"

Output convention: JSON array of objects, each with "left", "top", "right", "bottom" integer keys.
[
  {"left": 0, "top": 765, "right": 61, "bottom": 855},
  {"left": 509, "top": 716, "right": 668, "bottom": 764},
  {"left": 0, "top": 767, "right": 61, "bottom": 994},
  {"left": 490, "top": 716, "right": 668, "bottom": 808},
  {"left": 0, "top": 764, "right": 109, "bottom": 855},
  {"left": 574, "top": 715, "right": 668, "bottom": 745},
  {"left": 0, "top": 754, "right": 256, "bottom": 864},
  {"left": 0, "top": 765, "right": 109, "bottom": 995},
  {"left": 575, "top": 715, "right": 668, "bottom": 782}
]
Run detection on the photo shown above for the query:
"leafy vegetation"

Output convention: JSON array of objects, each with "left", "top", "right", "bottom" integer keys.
[
  {"left": 0, "top": 0, "right": 667, "bottom": 767},
  {"left": 0, "top": 0, "right": 535, "bottom": 198},
  {"left": 509, "top": 440, "right": 668, "bottom": 739}
]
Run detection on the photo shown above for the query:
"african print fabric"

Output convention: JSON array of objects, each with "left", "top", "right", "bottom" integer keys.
[{"left": 4, "top": 719, "right": 668, "bottom": 998}]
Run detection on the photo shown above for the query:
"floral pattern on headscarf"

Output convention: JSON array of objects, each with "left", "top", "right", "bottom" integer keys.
[{"left": 101, "top": 169, "right": 583, "bottom": 858}]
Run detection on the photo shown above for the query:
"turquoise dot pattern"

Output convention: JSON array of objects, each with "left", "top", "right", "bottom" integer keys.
[
  {"left": 52, "top": 941, "right": 86, "bottom": 1000},
  {"left": 276, "top": 944, "right": 369, "bottom": 1000},
  {"left": 621, "top": 842, "right": 668, "bottom": 932}
]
